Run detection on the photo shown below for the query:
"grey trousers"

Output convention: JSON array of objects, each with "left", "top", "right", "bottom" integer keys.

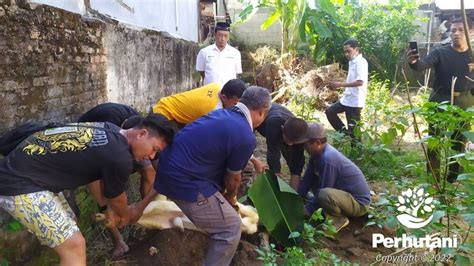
[
  {"left": 173, "top": 192, "right": 242, "bottom": 266},
  {"left": 317, "top": 188, "right": 367, "bottom": 218}
]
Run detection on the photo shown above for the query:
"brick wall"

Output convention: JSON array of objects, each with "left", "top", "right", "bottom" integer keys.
[{"left": 0, "top": 0, "right": 199, "bottom": 134}]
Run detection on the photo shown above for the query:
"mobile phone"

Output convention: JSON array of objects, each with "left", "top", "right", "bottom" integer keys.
[{"left": 409, "top": 41, "right": 418, "bottom": 52}]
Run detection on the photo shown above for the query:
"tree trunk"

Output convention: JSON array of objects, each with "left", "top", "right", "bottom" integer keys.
[{"left": 282, "top": 24, "right": 289, "bottom": 55}]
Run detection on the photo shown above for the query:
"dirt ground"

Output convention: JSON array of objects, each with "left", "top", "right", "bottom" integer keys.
[
  {"left": 116, "top": 217, "right": 394, "bottom": 265},
  {"left": 323, "top": 216, "right": 395, "bottom": 264},
  {"left": 123, "top": 228, "right": 207, "bottom": 265},
  {"left": 116, "top": 228, "right": 261, "bottom": 266}
]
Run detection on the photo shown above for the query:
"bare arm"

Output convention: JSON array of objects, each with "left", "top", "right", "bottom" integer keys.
[
  {"left": 290, "top": 175, "right": 300, "bottom": 191},
  {"left": 106, "top": 192, "right": 129, "bottom": 228},
  {"left": 223, "top": 170, "right": 241, "bottom": 205},
  {"left": 137, "top": 164, "right": 156, "bottom": 198},
  {"left": 129, "top": 188, "right": 158, "bottom": 224},
  {"left": 250, "top": 156, "right": 267, "bottom": 173},
  {"left": 328, "top": 80, "right": 364, "bottom": 90}
]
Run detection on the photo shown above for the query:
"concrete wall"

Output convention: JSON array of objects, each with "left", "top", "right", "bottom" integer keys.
[
  {"left": 32, "top": 0, "right": 199, "bottom": 42},
  {"left": 90, "top": 0, "right": 199, "bottom": 42},
  {"left": 231, "top": 7, "right": 282, "bottom": 47},
  {"left": 104, "top": 25, "right": 198, "bottom": 112}
]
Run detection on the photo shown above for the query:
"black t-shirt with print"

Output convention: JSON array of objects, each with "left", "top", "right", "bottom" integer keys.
[
  {"left": 0, "top": 122, "right": 133, "bottom": 198},
  {"left": 77, "top": 102, "right": 150, "bottom": 170}
]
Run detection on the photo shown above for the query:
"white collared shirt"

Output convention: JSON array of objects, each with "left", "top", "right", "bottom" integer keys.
[
  {"left": 196, "top": 43, "right": 242, "bottom": 86},
  {"left": 340, "top": 54, "right": 369, "bottom": 108}
]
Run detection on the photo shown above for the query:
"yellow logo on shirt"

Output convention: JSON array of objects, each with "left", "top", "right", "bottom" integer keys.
[{"left": 23, "top": 126, "right": 94, "bottom": 155}]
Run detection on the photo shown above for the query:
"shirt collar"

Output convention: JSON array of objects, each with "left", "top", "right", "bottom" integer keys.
[
  {"left": 231, "top": 102, "right": 253, "bottom": 130},
  {"left": 350, "top": 53, "right": 362, "bottom": 63},
  {"left": 213, "top": 43, "right": 228, "bottom": 52}
]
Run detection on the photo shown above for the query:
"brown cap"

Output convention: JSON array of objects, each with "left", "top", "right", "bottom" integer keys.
[{"left": 298, "top": 122, "right": 327, "bottom": 143}]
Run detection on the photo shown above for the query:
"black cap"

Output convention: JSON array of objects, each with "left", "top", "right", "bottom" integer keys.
[{"left": 215, "top": 22, "right": 230, "bottom": 32}]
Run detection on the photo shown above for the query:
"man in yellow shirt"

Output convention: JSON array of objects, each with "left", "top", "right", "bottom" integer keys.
[
  {"left": 153, "top": 79, "right": 269, "bottom": 175},
  {"left": 152, "top": 79, "right": 246, "bottom": 125}
]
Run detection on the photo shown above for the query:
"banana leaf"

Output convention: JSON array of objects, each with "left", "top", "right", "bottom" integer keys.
[{"left": 248, "top": 172, "right": 304, "bottom": 246}]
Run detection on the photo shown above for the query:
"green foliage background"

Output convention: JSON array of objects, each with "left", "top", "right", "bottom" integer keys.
[{"left": 239, "top": 0, "right": 426, "bottom": 80}]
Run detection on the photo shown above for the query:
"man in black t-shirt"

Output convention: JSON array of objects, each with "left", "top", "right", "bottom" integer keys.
[
  {"left": 78, "top": 102, "right": 139, "bottom": 127},
  {"left": 77, "top": 103, "right": 157, "bottom": 256},
  {"left": 254, "top": 103, "right": 308, "bottom": 190},
  {"left": 78, "top": 103, "right": 156, "bottom": 198},
  {"left": 0, "top": 114, "right": 174, "bottom": 265},
  {"left": 407, "top": 17, "right": 474, "bottom": 182}
]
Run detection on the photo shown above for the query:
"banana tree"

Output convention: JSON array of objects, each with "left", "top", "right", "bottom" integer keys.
[
  {"left": 238, "top": 0, "right": 307, "bottom": 55},
  {"left": 299, "top": 0, "right": 347, "bottom": 64}
]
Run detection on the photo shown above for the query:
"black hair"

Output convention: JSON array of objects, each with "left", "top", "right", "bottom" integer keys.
[
  {"left": 282, "top": 118, "right": 308, "bottom": 142},
  {"left": 121, "top": 115, "right": 144, "bottom": 129},
  {"left": 451, "top": 17, "right": 473, "bottom": 29},
  {"left": 136, "top": 113, "right": 175, "bottom": 144},
  {"left": 343, "top": 39, "right": 359, "bottom": 48},
  {"left": 221, "top": 79, "right": 246, "bottom": 98}
]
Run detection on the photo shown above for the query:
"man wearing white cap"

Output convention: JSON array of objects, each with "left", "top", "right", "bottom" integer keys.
[
  {"left": 298, "top": 123, "right": 371, "bottom": 232},
  {"left": 196, "top": 22, "right": 242, "bottom": 86}
]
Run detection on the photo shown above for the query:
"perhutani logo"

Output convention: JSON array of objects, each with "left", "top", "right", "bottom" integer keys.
[
  {"left": 372, "top": 187, "right": 458, "bottom": 251},
  {"left": 395, "top": 187, "right": 435, "bottom": 229}
]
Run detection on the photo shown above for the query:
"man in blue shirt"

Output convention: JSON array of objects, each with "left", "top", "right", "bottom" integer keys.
[
  {"left": 154, "top": 86, "right": 271, "bottom": 266},
  {"left": 298, "top": 123, "right": 371, "bottom": 232}
]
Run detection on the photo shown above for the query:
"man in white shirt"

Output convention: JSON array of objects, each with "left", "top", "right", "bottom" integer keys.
[
  {"left": 196, "top": 22, "right": 242, "bottom": 86},
  {"left": 326, "top": 39, "right": 368, "bottom": 139}
]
